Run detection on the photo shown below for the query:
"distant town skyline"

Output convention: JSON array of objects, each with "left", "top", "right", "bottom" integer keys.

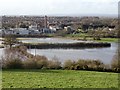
[{"left": 0, "top": 0, "right": 119, "bottom": 17}]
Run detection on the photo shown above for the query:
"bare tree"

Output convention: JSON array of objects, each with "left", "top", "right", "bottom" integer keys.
[{"left": 3, "top": 35, "right": 19, "bottom": 49}]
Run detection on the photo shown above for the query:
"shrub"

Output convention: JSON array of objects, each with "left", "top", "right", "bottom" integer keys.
[
  {"left": 48, "top": 60, "right": 61, "bottom": 69},
  {"left": 2, "top": 46, "right": 50, "bottom": 69},
  {"left": 63, "top": 59, "right": 105, "bottom": 71},
  {"left": 74, "top": 64, "right": 81, "bottom": 70},
  {"left": 76, "top": 60, "right": 86, "bottom": 70},
  {"left": 111, "top": 50, "right": 120, "bottom": 72},
  {"left": 92, "top": 60, "right": 103, "bottom": 66},
  {"left": 35, "top": 55, "right": 48, "bottom": 69},
  {"left": 111, "top": 54, "right": 119, "bottom": 68},
  {"left": 75, "top": 59, "right": 95, "bottom": 70},
  {"left": 63, "top": 60, "right": 76, "bottom": 70},
  {"left": 3, "top": 58, "right": 23, "bottom": 69},
  {"left": 23, "top": 58, "right": 37, "bottom": 69}
]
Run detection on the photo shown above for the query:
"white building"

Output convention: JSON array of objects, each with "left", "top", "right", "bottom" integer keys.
[
  {"left": 15, "top": 28, "right": 29, "bottom": 35},
  {"left": 49, "top": 26, "right": 57, "bottom": 32},
  {"left": 29, "top": 29, "right": 41, "bottom": 34},
  {"left": 1, "top": 28, "right": 30, "bottom": 35},
  {"left": 29, "top": 25, "right": 38, "bottom": 30},
  {"left": 42, "top": 28, "right": 54, "bottom": 33},
  {"left": 0, "top": 27, "right": 55, "bottom": 36}
]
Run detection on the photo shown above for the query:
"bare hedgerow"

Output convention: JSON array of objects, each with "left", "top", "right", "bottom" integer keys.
[
  {"left": 111, "top": 49, "right": 120, "bottom": 72},
  {"left": 63, "top": 60, "right": 76, "bottom": 70},
  {"left": 2, "top": 58, "right": 23, "bottom": 69},
  {"left": 48, "top": 59, "right": 61, "bottom": 69},
  {"left": 2, "top": 47, "right": 27, "bottom": 69},
  {"left": 63, "top": 59, "right": 105, "bottom": 71},
  {"left": 35, "top": 55, "right": 48, "bottom": 69},
  {"left": 23, "top": 58, "right": 37, "bottom": 69}
]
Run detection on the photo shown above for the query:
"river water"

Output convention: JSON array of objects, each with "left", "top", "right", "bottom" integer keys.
[
  {"left": 28, "top": 43, "right": 117, "bottom": 64},
  {"left": 21, "top": 37, "right": 94, "bottom": 43},
  {"left": 0, "top": 38, "right": 118, "bottom": 64},
  {"left": 24, "top": 38, "right": 118, "bottom": 64}
]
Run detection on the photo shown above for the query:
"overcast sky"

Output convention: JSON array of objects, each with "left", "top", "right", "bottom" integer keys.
[{"left": 0, "top": 0, "right": 119, "bottom": 16}]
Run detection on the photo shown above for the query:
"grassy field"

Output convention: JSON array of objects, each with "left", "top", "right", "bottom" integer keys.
[
  {"left": 64, "top": 34, "right": 118, "bottom": 43},
  {"left": 95, "top": 38, "right": 118, "bottom": 43},
  {"left": 2, "top": 69, "right": 118, "bottom": 88}
]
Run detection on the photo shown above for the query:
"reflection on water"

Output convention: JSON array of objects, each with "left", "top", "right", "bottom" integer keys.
[{"left": 28, "top": 43, "right": 118, "bottom": 64}]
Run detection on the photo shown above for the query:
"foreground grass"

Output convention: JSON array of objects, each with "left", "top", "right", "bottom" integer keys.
[
  {"left": 2, "top": 69, "right": 118, "bottom": 88},
  {"left": 0, "top": 71, "right": 2, "bottom": 89}
]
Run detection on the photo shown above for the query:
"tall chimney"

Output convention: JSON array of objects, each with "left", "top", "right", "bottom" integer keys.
[
  {"left": 0, "top": 16, "right": 2, "bottom": 29},
  {"left": 44, "top": 15, "right": 47, "bottom": 28}
]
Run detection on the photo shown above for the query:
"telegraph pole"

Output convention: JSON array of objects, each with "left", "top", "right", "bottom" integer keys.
[{"left": 35, "top": 45, "right": 36, "bottom": 61}]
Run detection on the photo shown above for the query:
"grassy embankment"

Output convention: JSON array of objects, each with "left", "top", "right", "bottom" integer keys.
[
  {"left": 64, "top": 34, "right": 118, "bottom": 43},
  {"left": 2, "top": 69, "right": 118, "bottom": 88}
]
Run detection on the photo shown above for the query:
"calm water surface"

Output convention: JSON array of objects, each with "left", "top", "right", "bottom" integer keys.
[
  {"left": 27, "top": 41, "right": 117, "bottom": 64},
  {"left": 21, "top": 38, "right": 93, "bottom": 43},
  {"left": 0, "top": 38, "right": 118, "bottom": 64}
]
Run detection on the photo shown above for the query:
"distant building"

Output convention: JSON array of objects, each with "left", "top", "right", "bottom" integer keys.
[
  {"left": 49, "top": 26, "right": 57, "bottom": 32},
  {"left": 64, "top": 26, "right": 75, "bottom": 34},
  {"left": 1, "top": 28, "right": 30, "bottom": 35},
  {"left": 49, "top": 23, "right": 62, "bottom": 32},
  {"left": 41, "top": 28, "right": 53, "bottom": 33},
  {"left": 15, "top": 28, "right": 29, "bottom": 35},
  {"left": 29, "top": 24, "right": 38, "bottom": 30}
]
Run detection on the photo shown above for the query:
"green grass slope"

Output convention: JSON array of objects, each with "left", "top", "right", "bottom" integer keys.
[{"left": 2, "top": 69, "right": 118, "bottom": 88}]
